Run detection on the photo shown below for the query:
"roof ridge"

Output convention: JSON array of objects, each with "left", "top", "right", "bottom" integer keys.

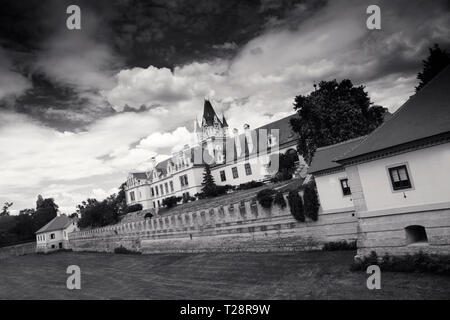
[
  {"left": 335, "top": 65, "right": 450, "bottom": 162},
  {"left": 316, "top": 135, "right": 366, "bottom": 152}
]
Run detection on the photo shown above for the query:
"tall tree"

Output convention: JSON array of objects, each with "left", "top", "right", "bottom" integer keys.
[
  {"left": 416, "top": 44, "right": 450, "bottom": 92},
  {"left": 290, "top": 79, "right": 387, "bottom": 164},
  {"left": 32, "top": 197, "right": 58, "bottom": 231},
  {"left": 1, "top": 202, "right": 13, "bottom": 216},
  {"left": 201, "top": 164, "right": 218, "bottom": 198}
]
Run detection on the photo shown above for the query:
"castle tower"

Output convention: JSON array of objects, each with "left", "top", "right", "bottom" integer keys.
[{"left": 198, "top": 99, "right": 226, "bottom": 142}]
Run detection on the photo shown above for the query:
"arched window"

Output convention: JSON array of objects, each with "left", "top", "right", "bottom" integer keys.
[{"left": 405, "top": 225, "right": 428, "bottom": 244}]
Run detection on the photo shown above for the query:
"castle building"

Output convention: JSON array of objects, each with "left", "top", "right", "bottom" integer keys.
[{"left": 125, "top": 99, "right": 300, "bottom": 210}]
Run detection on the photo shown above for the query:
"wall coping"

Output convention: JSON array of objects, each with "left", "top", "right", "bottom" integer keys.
[{"left": 358, "top": 201, "right": 450, "bottom": 219}]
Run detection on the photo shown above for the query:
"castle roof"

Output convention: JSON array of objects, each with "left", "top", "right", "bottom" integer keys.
[
  {"left": 202, "top": 100, "right": 223, "bottom": 127},
  {"left": 222, "top": 114, "right": 229, "bottom": 127},
  {"left": 131, "top": 172, "right": 148, "bottom": 180}
]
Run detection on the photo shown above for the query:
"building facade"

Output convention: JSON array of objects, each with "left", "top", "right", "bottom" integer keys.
[
  {"left": 35, "top": 215, "right": 79, "bottom": 253},
  {"left": 125, "top": 100, "right": 300, "bottom": 210},
  {"left": 309, "top": 66, "right": 450, "bottom": 256}
]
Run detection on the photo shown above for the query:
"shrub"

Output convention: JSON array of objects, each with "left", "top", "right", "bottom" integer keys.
[
  {"left": 287, "top": 190, "right": 304, "bottom": 222},
  {"left": 114, "top": 246, "right": 141, "bottom": 255},
  {"left": 322, "top": 240, "right": 356, "bottom": 251},
  {"left": 162, "top": 196, "right": 182, "bottom": 208},
  {"left": 182, "top": 194, "right": 196, "bottom": 203},
  {"left": 350, "top": 251, "right": 450, "bottom": 275},
  {"left": 144, "top": 212, "right": 153, "bottom": 219},
  {"left": 273, "top": 191, "right": 287, "bottom": 209},
  {"left": 125, "top": 203, "right": 143, "bottom": 214},
  {"left": 237, "top": 181, "right": 264, "bottom": 190},
  {"left": 256, "top": 189, "right": 276, "bottom": 209},
  {"left": 303, "top": 184, "right": 319, "bottom": 221},
  {"left": 270, "top": 169, "right": 293, "bottom": 183}
]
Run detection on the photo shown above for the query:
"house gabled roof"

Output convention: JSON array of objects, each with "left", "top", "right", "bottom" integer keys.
[
  {"left": 35, "top": 215, "right": 74, "bottom": 234},
  {"left": 336, "top": 65, "right": 450, "bottom": 163},
  {"left": 308, "top": 136, "right": 366, "bottom": 174}
]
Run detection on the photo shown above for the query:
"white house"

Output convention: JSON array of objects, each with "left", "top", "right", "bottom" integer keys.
[
  {"left": 310, "top": 65, "right": 450, "bottom": 256},
  {"left": 125, "top": 99, "right": 300, "bottom": 210},
  {"left": 35, "top": 215, "right": 79, "bottom": 253}
]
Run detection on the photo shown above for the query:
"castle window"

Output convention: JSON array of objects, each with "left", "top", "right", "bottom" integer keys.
[
  {"left": 155, "top": 187, "right": 159, "bottom": 196},
  {"left": 388, "top": 165, "right": 412, "bottom": 191},
  {"left": 405, "top": 225, "right": 428, "bottom": 244},
  {"left": 130, "top": 191, "right": 135, "bottom": 201},
  {"left": 151, "top": 187, "right": 155, "bottom": 197},
  {"left": 165, "top": 183, "right": 169, "bottom": 194},
  {"left": 180, "top": 174, "right": 189, "bottom": 187},
  {"left": 170, "top": 181, "right": 174, "bottom": 192},
  {"left": 220, "top": 170, "right": 226, "bottom": 182},
  {"left": 160, "top": 185, "right": 164, "bottom": 195},
  {"left": 232, "top": 167, "right": 239, "bottom": 179},
  {"left": 153, "top": 201, "right": 156, "bottom": 208},
  {"left": 50, "top": 233, "right": 55, "bottom": 239},
  {"left": 245, "top": 163, "right": 252, "bottom": 176},
  {"left": 340, "top": 178, "right": 351, "bottom": 196}
]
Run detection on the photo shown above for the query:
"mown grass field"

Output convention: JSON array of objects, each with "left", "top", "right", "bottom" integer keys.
[{"left": 0, "top": 251, "right": 449, "bottom": 299}]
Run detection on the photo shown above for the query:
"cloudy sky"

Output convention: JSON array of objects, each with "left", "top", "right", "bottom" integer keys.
[{"left": 0, "top": 0, "right": 449, "bottom": 214}]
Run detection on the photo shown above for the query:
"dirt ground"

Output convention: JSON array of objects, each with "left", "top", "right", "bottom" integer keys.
[{"left": 1, "top": 250, "right": 449, "bottom": 299}]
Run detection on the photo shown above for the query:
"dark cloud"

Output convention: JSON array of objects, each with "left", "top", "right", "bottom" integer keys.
[{"left": 0, "top": 0, "right": 319, "bottom": 130}]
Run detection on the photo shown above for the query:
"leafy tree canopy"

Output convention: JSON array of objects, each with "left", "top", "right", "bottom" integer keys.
[
  {"left": 1, "top": 202, "right": 13, "bottom": 216},
  {"left": 416, "top": 44, "right": 450, "bottom": 92},
  {"left": 290, "top": 79, "right": 387, "bottom": 164}
]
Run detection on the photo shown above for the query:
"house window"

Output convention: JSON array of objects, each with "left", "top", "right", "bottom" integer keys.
[
  {"left": 170, "top": 181, "right": 174, "bottom": 192},
  {"left": 405, "top": 225, "right": 428, "bottom": 244},
  {"left": 157, "top": 200, "right": 160, "bottom": 207},
  {"left": 153, "top": 201, "right": 156, "bottom": 208},
  {"left": 155, "top": 187, "right": 159, "bottom": 196},
  {"left": 151, "top": 187, "right": 155, "bottom": 196},
  {"left": 138, "top": 191, "right": 142, "bottom": 199},
  {"left": 165, "top": 183, "right": 169, "bottom": 194},
  {"left": 340, "top": 178, "right": 351, "bottom": 196},
  {"left": 388, "top": 165, "right": 412, "bottom": 191},
  {"left": 245, "top": 163, "right": 252, "bottom": 176},
  {"left": 220, "top": 170, "right": 226, "bottom": 182},
  {"left": 50, "top": 233, "right": 55, "bottom": 239},
  {"left": 232, "top": 167, "right": 239, "bottom": 179},
  {"left": 130, "top": 191, "right": 135, "bottom": 201},
  {"left": 160, "top": 185, "right": 164, "bottom": 195}
]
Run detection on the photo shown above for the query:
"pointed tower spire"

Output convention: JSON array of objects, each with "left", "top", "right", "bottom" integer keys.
[
  {"left": 194, "top": 117, "right": 202, "bottom": 144},
  {"left": 222, "top": 113, "right": 229, "bottom": 128},
  {"left": 202, "top": 99, "right": 219, "bottom": 127}
]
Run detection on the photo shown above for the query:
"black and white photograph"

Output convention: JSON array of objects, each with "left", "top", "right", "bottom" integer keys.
[{"left": 0, "top": 0, "right": 449, "bottom": 307}]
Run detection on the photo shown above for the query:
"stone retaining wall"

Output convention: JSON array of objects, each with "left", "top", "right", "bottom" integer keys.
[
  {"left": 69, "top": 191, "right": 357, "bottom": 254},
  {"left": 0, "top": 242, "right": 36, "bottom": 259},
  {"left": 357, "top": 204, "right": 450, "bottom": 256}
]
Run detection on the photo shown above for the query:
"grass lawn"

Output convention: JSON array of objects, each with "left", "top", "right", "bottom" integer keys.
[{"left": 0, "top": 251, "right": 449, "bottom": 299}]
